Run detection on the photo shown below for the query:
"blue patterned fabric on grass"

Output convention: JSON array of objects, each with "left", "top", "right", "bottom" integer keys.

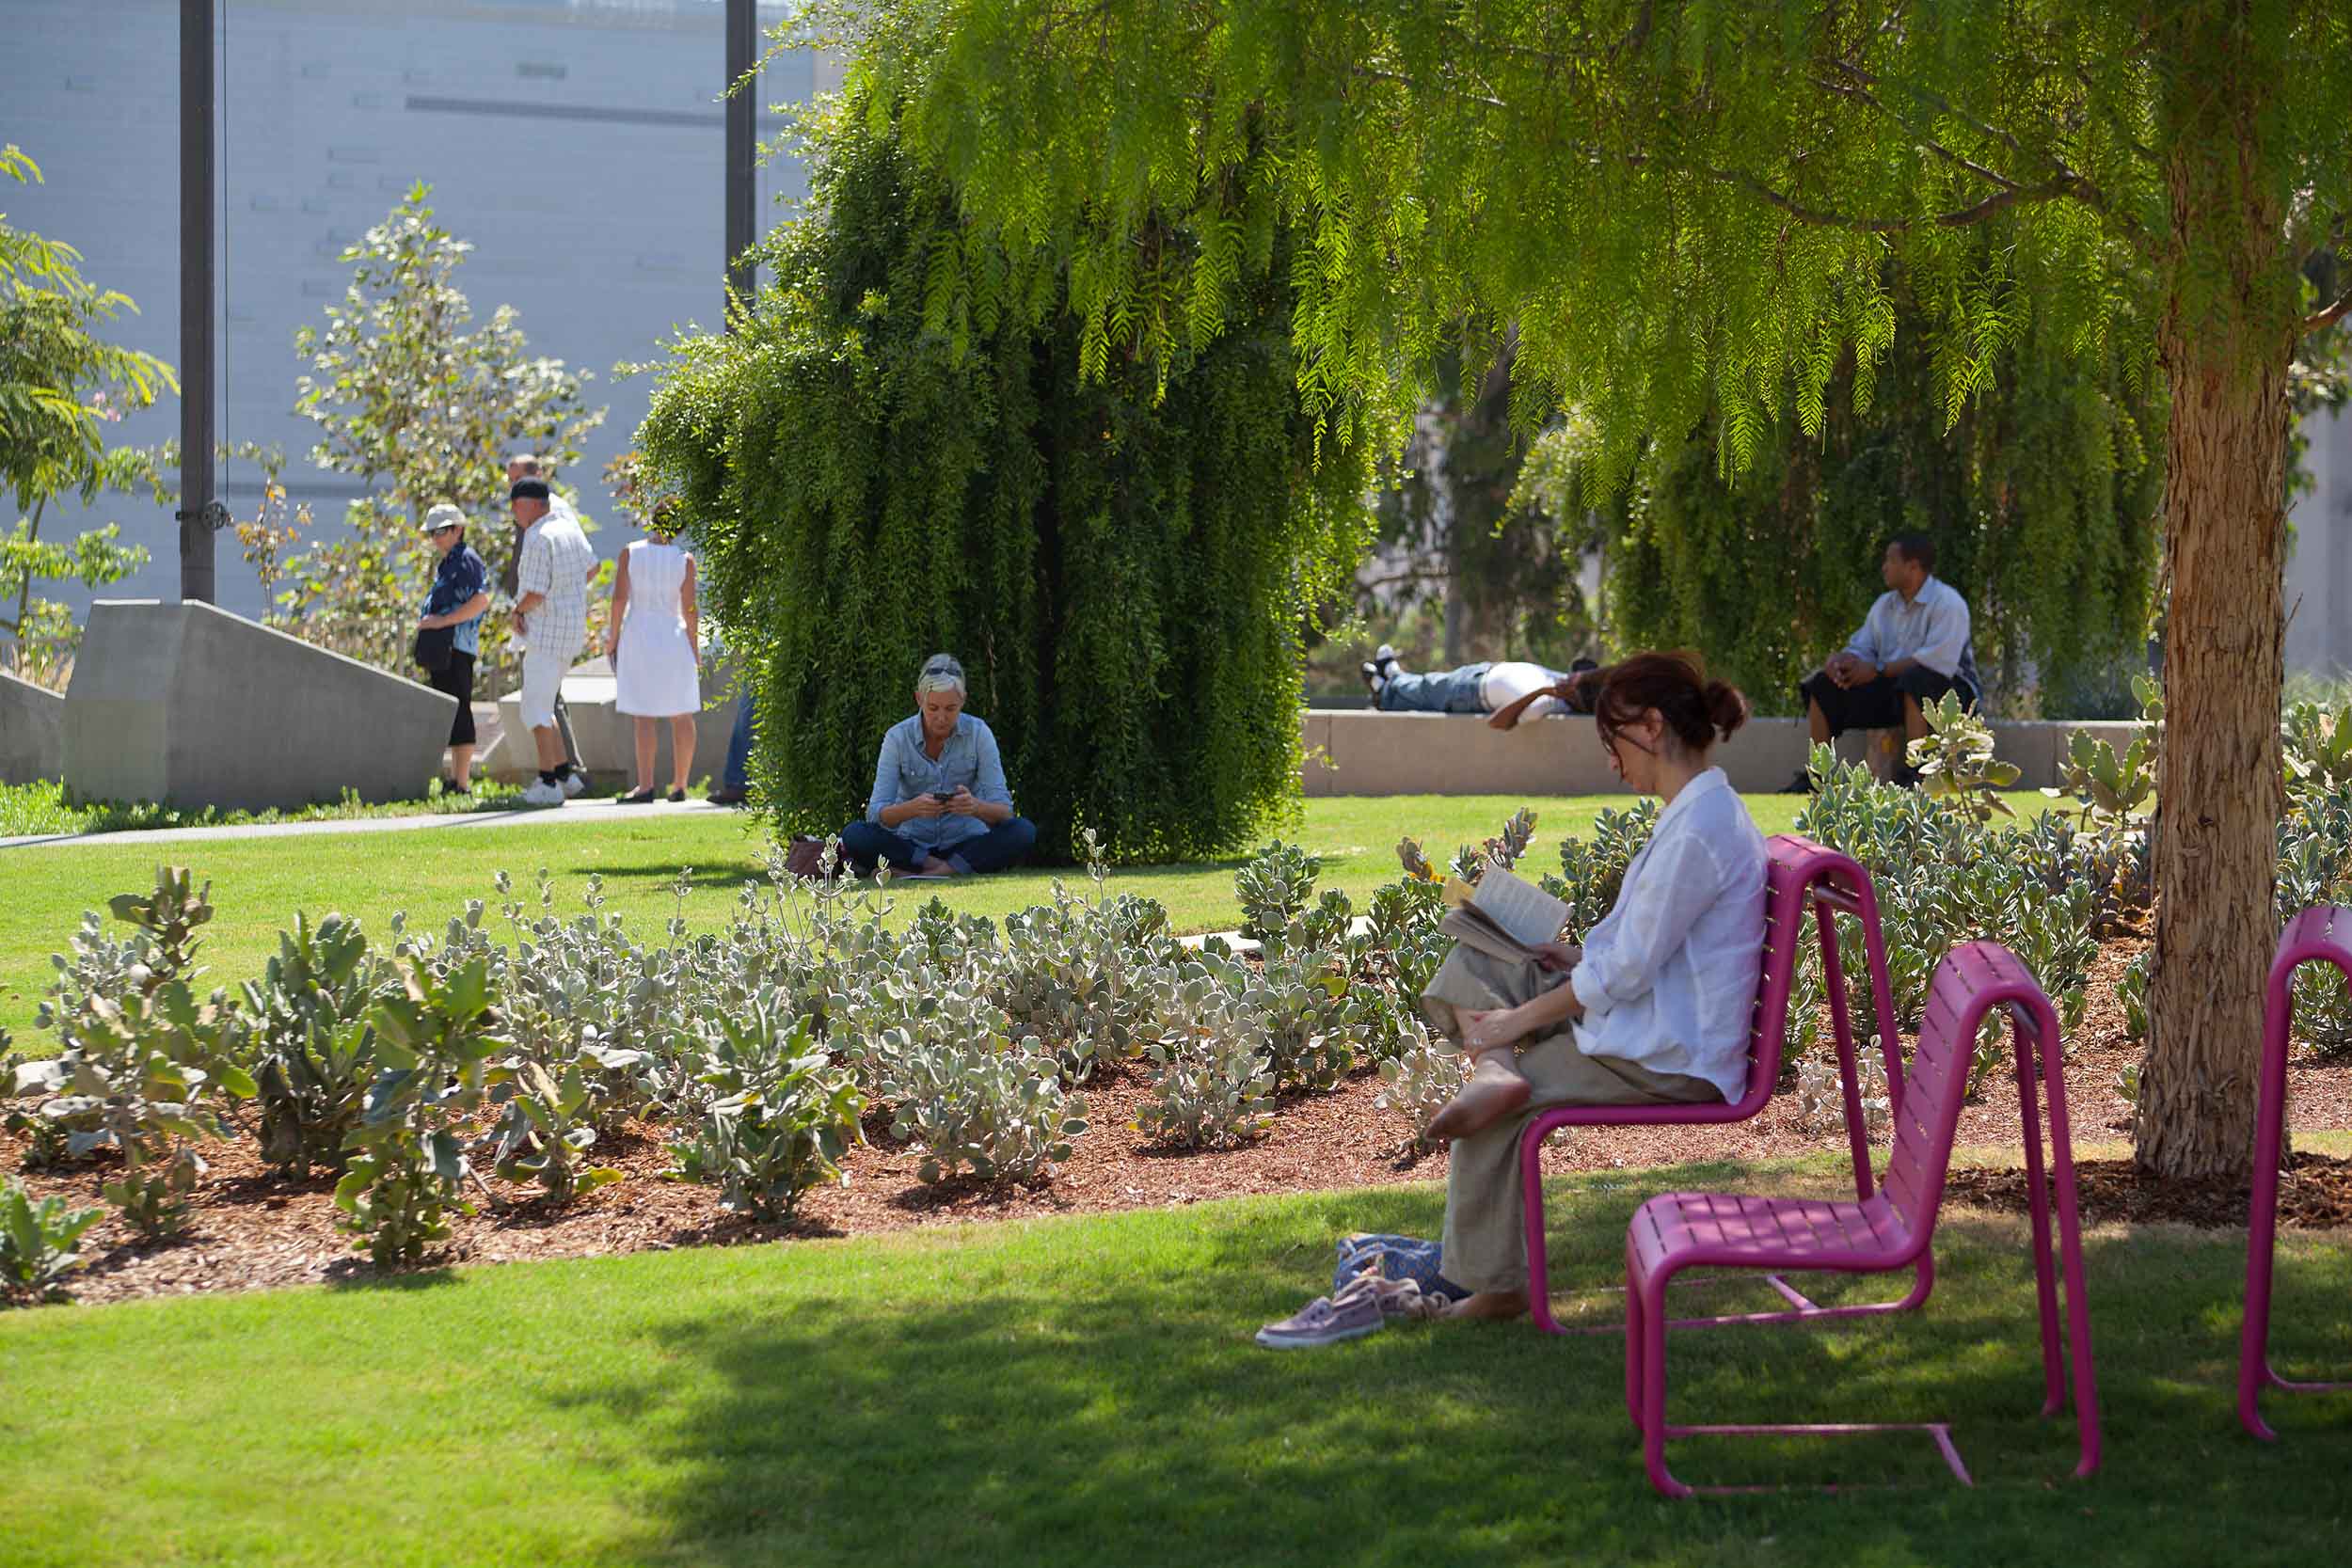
[{"left": 1333, "top": 1233, "right": 1470, "bottom": 1302}]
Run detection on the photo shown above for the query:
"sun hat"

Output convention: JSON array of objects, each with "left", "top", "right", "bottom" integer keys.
[{"left": 421, "top": 502, "right": 466, "bottom": 533}]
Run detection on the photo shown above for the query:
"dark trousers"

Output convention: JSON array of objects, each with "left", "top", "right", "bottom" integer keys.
[
  {"left": 1798, "top": 665, "right": 1975, "bottom": 738},
  {"left": 428, "top": 652, "right": 478, "bottom": 746},
  {"left": 839, "top": 816, "right": 1038, "bottom": 875}
]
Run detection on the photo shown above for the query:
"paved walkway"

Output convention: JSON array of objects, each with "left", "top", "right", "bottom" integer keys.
[{"left": 0, "top": 797, "right": 742, "bottom": 851}]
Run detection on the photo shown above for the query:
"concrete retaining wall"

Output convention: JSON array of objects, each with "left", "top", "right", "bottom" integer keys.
[
  {"left": 0, "top": 671, "right": 65, "bottom": 785},
  {"left": 63, "top": 599, "right": 456, "bottom": 810},
  {"left": 485, "top": 657, "right": 740, "bottom": 787},
  {"left": 1300, "top": 711, "right": 2142, "bottom": 797}
]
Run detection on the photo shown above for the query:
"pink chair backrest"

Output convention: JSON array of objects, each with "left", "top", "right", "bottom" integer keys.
[
  {"left": 1726, "top": 838, "right": 1817, "bottom": 1116},
  {"left": 1877, "top": 942, "right": 2052, "bottom": 1240}
]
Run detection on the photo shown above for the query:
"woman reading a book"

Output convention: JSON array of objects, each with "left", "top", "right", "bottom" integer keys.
[{"left": 1422, "top": 652, "right": 1769, "bottom": 1323}]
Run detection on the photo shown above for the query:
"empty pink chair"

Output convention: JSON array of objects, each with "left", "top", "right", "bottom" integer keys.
[
  {"left": 2239, "top": 905, "right": 2352, "bottom": 1440},
  {"left": 1519, "top": 833, "right": 1909, "bottom": 1334},
  {"left": 1623, "top": 942, "right": 2100, "bottom": 1496}
]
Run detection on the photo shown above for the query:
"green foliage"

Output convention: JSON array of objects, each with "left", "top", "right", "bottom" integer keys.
[
  {"left": 332, "top": 957, "right": 500, "bottom": 1266},
  {"left": 666, "top": 999, "right": 862, "bottom": 1220},
  {"left": 240, "top": 912, "right": 385, "bottom": 1178},
  {"left": 2, "top": 145, "right": 170, "bottom": 686},
  {"left": 1907, "top": 692, "right": 2022, "bottom": 823},
  {"left": 0, "top": 1180, "right": 101, "bottom": 1304},
  {"left": 2282, "top": 699, "right": 2352, "bottom": 804},
  {"left": 284, "top": 183, "right": 604, "bottom": 683},
  {"left": 635, "top": 103, "right": 1380, "bottom": 864}
]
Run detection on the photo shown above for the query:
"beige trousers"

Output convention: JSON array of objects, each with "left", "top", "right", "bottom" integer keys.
[{"left": 1422, "top": 944, "right": 1717, "bottom": 1293}]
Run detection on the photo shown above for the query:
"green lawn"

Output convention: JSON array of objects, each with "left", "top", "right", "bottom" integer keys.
[
  {"left": 1, "top": 1149, "right": 2344, "bottom": 1567},
  {"left": 0, "top": 793, "right": 2059, "bottom": 1036}
]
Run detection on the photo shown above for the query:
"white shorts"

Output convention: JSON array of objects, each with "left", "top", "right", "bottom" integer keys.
[{"left": 517, "top": 642, "right": 577, "bottom": 730}]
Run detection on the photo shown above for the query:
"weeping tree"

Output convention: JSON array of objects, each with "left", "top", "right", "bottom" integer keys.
[
  {"left": 636, "top": 107, "right": 1378, "bottom": 863},
  {"left": 842, "top": 0, "right": 2352, "bottom": 1180},
  {"left": 1526, "top": 259, "right": 2166, "bottom": 716}
]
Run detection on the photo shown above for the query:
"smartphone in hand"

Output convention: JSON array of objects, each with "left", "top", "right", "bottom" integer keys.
[{"left": 930, "top": 789, "right": 957, "bottom": 802}]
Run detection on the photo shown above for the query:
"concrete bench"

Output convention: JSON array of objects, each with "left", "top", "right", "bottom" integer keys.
[
  {"left": 1297, "top": 710, "right": 2138, "bottom": 797},
  {"left": 480, "top": 656, "right": 741, "bottom": 789}
]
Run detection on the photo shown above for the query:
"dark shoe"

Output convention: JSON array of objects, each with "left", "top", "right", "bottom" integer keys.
[
  {"left": 666, "top": 787, "right": 687, "bottom": 803},
  {"left": 1890, "top": 762, "right": 1923, "bottom": 789},
  {"left": 441, "top": 779, "right": 470, "bottom": 796},
  {"left": 1781, "top": 769, "right": 1817, "bottom": 795},
  {"left": 707, "top": 787, "right": 749, "bottom": 806},
  {"left": 618, "top": 788, "right": 660, "bottom": 805}
]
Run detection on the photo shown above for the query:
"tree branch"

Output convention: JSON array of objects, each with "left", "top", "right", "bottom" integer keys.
[{"left": 2309, "top": 292, "right": 2352, "bottom": 337}]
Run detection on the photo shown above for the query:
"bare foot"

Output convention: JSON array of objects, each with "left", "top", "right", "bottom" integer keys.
[
  {"left": 1443, "top": 1290, "right": 1530, "bottom": 1322},
  {"left": 919, "top": 856, "right": 958, "bottom": 876}
]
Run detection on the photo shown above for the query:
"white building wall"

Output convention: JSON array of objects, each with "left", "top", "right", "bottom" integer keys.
[
  {"left": 2, "top": 0, "right": 817, "bottom": 622},
  {"left": 2287, "top": 401, "right": 2352, "bottom": 677}
]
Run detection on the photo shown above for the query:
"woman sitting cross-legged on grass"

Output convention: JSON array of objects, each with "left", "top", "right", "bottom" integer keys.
[{"left": 1423, "top": 652, "right": 1767, "bottom": 1323}]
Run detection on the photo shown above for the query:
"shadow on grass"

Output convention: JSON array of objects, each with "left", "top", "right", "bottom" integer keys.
[{"left": 534, "top": 1168, "right": 2352, "bottom": 1568}]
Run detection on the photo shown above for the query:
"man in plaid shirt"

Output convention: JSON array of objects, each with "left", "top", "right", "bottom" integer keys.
[{"left": 510, "top": 477, "right": 597, "bottom": 806}]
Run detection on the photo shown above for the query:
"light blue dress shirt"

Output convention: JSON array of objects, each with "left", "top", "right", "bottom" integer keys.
[
  {"left": 866, "top": 713, "right": 1014, "bottom": 850},
  {"left": 1842, "top": 575, "right": 1975, "bottom": 680}
]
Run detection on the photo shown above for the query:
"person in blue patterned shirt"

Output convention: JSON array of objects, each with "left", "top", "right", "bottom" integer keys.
[
  {"left": 417, "top": 502, "right": 491, "bottom": 791},
  {"left": 840, "top": 654, "right": 1038, "bottom": 877}
]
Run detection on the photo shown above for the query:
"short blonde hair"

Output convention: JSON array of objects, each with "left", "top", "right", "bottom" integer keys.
[{"left": 914, "top": 653, "right": 966, "bottom": 698}]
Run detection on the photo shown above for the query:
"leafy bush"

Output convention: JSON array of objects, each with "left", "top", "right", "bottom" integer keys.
[
  {"left": 879, "top": 1036, "right": 1087, "bottom": 1186},
  {"left": 1235, "top": 841, "right": 1324, "bottom": 946},
  {"left": 241, "top": 912, "right": 385, "bottom": 1177},
  {"left": 332, "top": 957, "right": 501, "bottom": 1265},
  {"left": 1372, "top": 1017, "right": 1470, "bottom": 1147},
  {"left": 1549, "top": 800, "right": 1659, "bottom": 935},
  {"left": 666, "top": 1001, "right": 861, "bottom": 1219},
  {"left": 0, "top": 1181, "right": 103, "bottom": 1305},
  {"left": 1134, "top": 967, "right": 1276, "bottom": 1149},
  {"left": 1906, "top": 691, "right": 2022, "bottom": 821}
]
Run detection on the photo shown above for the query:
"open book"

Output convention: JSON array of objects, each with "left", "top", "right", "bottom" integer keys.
[{"left": 1438, "top": 866, "right": 1572, "bottom": 965}]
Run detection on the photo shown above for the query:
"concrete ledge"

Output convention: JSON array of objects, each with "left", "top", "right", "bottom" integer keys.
[
  {"left": 63, "top": 599, "right": 457, "bottom": 810},
  {"left": 1301, "top": 711, "right": 2142, "bottom": 797},
  {"left": 1, "top": 671, "right": 65, "bottom": 785},
  {"left": 487, "top": 657, "right": 740, "bottom": 786}
]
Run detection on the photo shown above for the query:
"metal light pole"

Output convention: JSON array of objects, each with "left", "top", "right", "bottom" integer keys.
[
  {"left": 177, "top": 0, "right": 222, "bottom": 602},
  {"left": 724, "top": 0, "right": 756, "bottom": 320}
]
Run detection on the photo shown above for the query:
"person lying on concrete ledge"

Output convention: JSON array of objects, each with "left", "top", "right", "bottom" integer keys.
[
  {"left": 1361, "top": 647, "right": 1601, "bottom": 729},
  {"left": 839, "top": 653, "right": 1038, "bottom": 878}
]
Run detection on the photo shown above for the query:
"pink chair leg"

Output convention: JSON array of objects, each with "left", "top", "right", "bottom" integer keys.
[
  {"left": 1523, "top": 1130, "right": 1562, "bottom": 1334},
  {"left": 1818, "top": 916, "right": 1877, "bottom": 1201},
  {"left": 2012, "top": 1020, "right": 2067, "bottom": 1416},
  {"left": 2031, "top": 1002, "right": 2103, "bottom": 1476},
  {"left": 2239, "top": 976, "right": 2295, "bottom": 1441},
  {"left": 1625, "top": 1239, "right": 1645, "bottom": 1425},
  {"left": 1639, "top": 1274, "right": 1690, "bottom": 1497}
]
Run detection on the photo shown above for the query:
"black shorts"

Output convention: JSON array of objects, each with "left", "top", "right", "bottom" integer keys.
[
  {"left": 429, "top": 650, "right": 477, "bottom": 746},
  {"left": 1798, "top": 665, "right": 1975, "bottom": 737}
]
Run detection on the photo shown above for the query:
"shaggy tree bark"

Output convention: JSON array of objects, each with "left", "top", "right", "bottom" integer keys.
[{"left": 2134, "top": 20, "right": 2297, "bottom": 1181}]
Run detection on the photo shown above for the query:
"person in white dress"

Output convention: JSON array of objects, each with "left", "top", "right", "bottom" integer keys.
[{"left": 603, "top": 506, "right": 702, "bottom": 802}]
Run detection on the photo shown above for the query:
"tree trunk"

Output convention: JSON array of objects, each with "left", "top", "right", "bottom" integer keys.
[
  {"left": 2134, "top": 333, "right": 2288, "bottom": 1180},
  {"left": 2134, "top": 26, "right": 2298, "bottom": 1179}
]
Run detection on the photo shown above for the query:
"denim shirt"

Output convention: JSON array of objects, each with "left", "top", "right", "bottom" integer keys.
[
  {"left": 866, "top": 712, "right": 1013, "bottom": 849},
  {"left": 424, "top": 544, "right": 490, "bottom": 657}
]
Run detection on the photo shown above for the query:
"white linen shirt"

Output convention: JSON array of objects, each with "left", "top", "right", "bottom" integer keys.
[
  {"left": 1843, "top": 574, "right": 1973, "bottom": 680},
  {"left": 1565, "top": 768, "right": 1768, "bottom": 1101}
]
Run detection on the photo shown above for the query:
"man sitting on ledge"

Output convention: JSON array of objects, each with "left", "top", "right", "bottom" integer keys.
[
  {"left": 1793, "top": 532, "right": 1980, "bottom": 789},
  {"left": 1363, "top": 648, "right": 1600, "bottom": 729},
  {"left": 841, "top": 653, "right": 1038, "bottom": 878}
]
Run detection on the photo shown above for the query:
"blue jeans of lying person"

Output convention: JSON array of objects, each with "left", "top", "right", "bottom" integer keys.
[
  {"left": 838, "top": 816, "right": 1039, "bottom": 875},
  {"left": 1376, "top": 662, "right": 1491, "bottom": 713}
]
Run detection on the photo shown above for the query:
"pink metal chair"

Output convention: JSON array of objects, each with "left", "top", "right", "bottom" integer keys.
[
  {"left": 2239, "top": 905, "right": 2352, "bottom": 1440},
  {"left": 1519, "top": 833, "right": 1911, "bottom": 1334},
  {"left": 1623, "top": 942, "right": 2101, "bottom": 1496}
]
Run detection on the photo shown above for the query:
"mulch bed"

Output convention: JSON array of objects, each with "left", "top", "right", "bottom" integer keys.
[
  {"left": 8, "top": 927, "right": 2351, "bottom": 1307},
  {"left": 1947, "top": 1153, "right": 2352, "bottom": 1230}
]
